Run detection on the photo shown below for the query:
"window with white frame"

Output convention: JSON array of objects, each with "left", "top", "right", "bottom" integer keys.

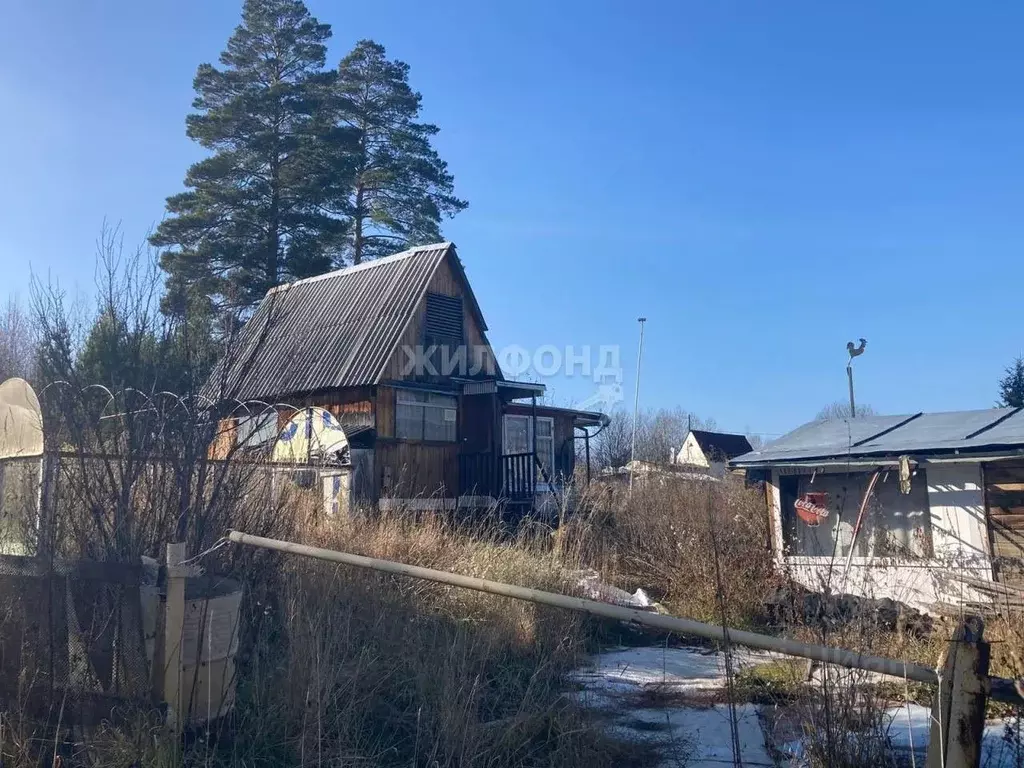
[
  {"left": 395, "top": 389, "right": 457, "bottom": 442},
  {"left": 503, "top": 414, "right": 556, "bottom": 482}
]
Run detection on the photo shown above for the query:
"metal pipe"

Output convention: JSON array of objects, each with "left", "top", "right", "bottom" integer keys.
[
  {"left": 847, "top": 364, "right": 856, "bottom": 419},
  {"left": 226, "top": 530, "right": 938, "bottom": 685}
]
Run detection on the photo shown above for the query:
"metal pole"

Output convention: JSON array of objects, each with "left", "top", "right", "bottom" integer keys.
[
  {"left": 845, "top": 338, "right": 866, "bottom": 419},
  {"left": 629, "top": 317, "right": 647, "bottom": 493},
  {"left": 531, "top": 393, "right": 538, "bottom": 506},
  {"left": 585, "top": 431, "right": 591, "bottom": 484},
  {"left": 226, "top": 530, "right": 933, "bottom": 683},
  {"left": 847, "top": 363, "right": 856, "bottom": 419}
]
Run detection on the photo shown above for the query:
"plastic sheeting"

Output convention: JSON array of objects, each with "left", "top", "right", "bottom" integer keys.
[{"left": 0, "top": 378, "right": 42, "bottom": 459}]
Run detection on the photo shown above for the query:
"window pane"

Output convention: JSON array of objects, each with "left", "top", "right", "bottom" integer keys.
[
  {"left": 536, "top": 436, "right": 555, "bottom": 480},
  {"left": 397, "top": 390, "right": 428, "bottom": 404},
  {"left": 536, "top": 419, "right": 553, "bottom": 438},
  {"left": 396, "top": 403, "right": 424, "bottom": 440},
  {"left": 238, "top": 412, "right": 278, "bottom": 447},
  {"left": 424, "top": 405, "right": 457, "bottom": 442},
  {"left": 504, "top": 416, "right": 530, "bottom": 454},
  {"left": 427, "top": 393, "right": 457, "bottom": 407}
]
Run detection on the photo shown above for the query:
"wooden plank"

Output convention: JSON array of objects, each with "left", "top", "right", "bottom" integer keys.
[
  {"left": 994, "top": 537, "right": 1024, "bottom": 557},
  {"left": 988, "top": 506, "right": 1024, "bottom": 517},
  {"left": 982, "top": 460, "right": 1024, "bottom": 484},
  {"left": 377, "top": 441, "right": 457, "bottom": 499},
  {"left": 991, "top": 514, "right": 1024, "bottom": 530},
  {"left": 376, "top": 387, "right": 394, "bottom": 438},
  {"left": 926, "top": 618, "right": 989, "bottom": 768},
  {"left": 954, "top": 573, "right": 1024, "bottom": 598},
  {"left": 989, "top": 482, "right": 1024, "bottom": 492}
]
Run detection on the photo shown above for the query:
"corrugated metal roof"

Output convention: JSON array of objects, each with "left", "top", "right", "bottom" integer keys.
[
  {"left": 732, "top": 406, "right": 1024, "bottom": 466},
  {"left": 210, "top": 243, "right": 489, "bottom": 402}
]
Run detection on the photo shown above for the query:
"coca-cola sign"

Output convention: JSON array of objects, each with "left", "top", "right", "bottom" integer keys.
[{"left": 794, "top": 492, "right": 830, "bottom": 527}]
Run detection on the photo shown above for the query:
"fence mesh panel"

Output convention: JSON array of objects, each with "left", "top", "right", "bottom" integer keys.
[{"left": 0, "top": 455, "right": 153, "bottom": 731}]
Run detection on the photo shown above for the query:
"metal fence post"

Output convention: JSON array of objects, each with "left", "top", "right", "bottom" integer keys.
[{"left": 927, "top": 616, "right": 990, "bottom": 768}]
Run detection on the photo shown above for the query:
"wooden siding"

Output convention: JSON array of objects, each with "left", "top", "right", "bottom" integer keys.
[
  {"left": 985, "top": 460, "right": 1024, "bottom": 584},
  {"left": 382, "top": 253, "right": 498, "bottom": 381},
  {"left": 376, "top": 441, "right": 459, "bottom": 499},
  {"left": 374, "top": 384, "right": 469, "bottom": 499},
  {"left": 376, "top": 386, "right": 395, "bottom": 438},
  {"left": 270, "top": 388, "right": 375, "bottom": 434},
  {"left": 209, "top": 418, "right": 237, "bottom": 460}
]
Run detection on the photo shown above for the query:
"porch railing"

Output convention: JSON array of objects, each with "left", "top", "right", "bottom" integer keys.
[
  {"left": 501, "top": 452, "right": 535, "bottom": 501},
  {"left": 458, "top": 451, "right": 536, "bottom": 501},
  {"left": 458, "top": 452, "right": 499, "bottom": 497}
]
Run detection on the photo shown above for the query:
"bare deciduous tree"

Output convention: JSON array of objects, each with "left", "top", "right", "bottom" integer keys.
[
  {"left": 0, "top": 296, "right": 38, "bottom": 383},
  {"left": 815, "top": 401, "right": 878, "bottom": 422},
  {"left": 590, "top": 407, "right": 716, "bottom": 469}
]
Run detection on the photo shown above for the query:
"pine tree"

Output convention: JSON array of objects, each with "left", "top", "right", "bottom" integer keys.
[
  {"left": 999, "top": 357, "right": 1024, "bottom": 408},
  {"left": 335, "top": 40, "right": 467, "bottom": 264},
  {"left": 150, "top": 0, "right": 355, "bottom": 318}
]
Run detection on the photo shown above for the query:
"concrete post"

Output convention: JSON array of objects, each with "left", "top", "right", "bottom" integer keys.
[{"left": 927, "top": 616, "right": 990, "bottom": 768}]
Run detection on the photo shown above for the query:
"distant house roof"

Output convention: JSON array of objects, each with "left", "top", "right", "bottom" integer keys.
[
  {"left": 208, "top": 243, "right": 494, "bottom": 402},
  {"left": 731, "top": 407, "right": 1024, "bottom": 467},
  {"left": 689, "top": 431, "right": 753, "bottom": 461}
]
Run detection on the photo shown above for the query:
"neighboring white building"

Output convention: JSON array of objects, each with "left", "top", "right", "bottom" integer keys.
[
  {"left": 730, "top": 408, "right": 1024, "bottom": 614},
  {"left": 672, "top": 430, "right": 753, "bottom": 477}
]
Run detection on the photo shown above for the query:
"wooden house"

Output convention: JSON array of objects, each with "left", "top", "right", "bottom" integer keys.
[
  {"left": 731, "top": 408, "right": 1024, "bottom": 613},
  {"left": 208, "top": 242, "right": 607, "bottom": 517}
]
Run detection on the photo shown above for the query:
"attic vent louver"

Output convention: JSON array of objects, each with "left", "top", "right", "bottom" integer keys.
[{"left": 425, "top": 293, "right": 464, "bottom": 343}]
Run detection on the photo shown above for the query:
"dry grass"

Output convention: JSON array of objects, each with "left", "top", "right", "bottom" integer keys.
[
  {"left": 558, "top": 475, "right": 778, "bottom": 627},
  {"left": 68, "top": 505, "right": 656, "bottom": 768},
  {"left": 5, "top": 446, "right": 1023, "bottom": 767},
  {"left": 214, "top": 509, "right": 660, "bottom": 767}
]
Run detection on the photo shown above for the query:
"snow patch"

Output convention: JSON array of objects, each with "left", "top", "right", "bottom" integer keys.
[
  {"left": 573, "top": 646, "right": 777, "bottom": 767},
  {"left": 782, "top": 702, "right": 1024, "bottom": 767}
]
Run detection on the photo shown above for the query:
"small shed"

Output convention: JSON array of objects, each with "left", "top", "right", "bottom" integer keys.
[
  {"left": 731, "top": 407, "right": 1024, "bottom": 613},
  {"left": 672, "top": 430, "right": 752, "bottom": 476}
]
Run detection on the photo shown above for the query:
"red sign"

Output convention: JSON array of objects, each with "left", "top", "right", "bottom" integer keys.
[{"left": 794, "top": 492, "right": 830, "bottom": 527}]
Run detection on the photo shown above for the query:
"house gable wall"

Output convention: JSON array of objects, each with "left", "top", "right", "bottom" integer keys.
[
  {"left": 382, "top": 253, "right": 498, "bottom": 382},
  {"left": 675, "top": 433, "right": 709, "bottom": 468}
]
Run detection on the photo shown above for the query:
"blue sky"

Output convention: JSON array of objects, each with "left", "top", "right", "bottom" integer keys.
[{"left": 2, "top": 1, "right": 1023, "bottom": 438}]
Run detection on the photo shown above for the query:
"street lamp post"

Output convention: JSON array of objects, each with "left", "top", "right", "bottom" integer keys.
[{"left": 629, "top": 317, "right": 647, "bottom": 493}]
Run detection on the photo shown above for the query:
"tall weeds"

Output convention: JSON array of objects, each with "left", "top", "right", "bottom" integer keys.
[{"left": 559, "top": 476, "right": 777, "bottom": 626}]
